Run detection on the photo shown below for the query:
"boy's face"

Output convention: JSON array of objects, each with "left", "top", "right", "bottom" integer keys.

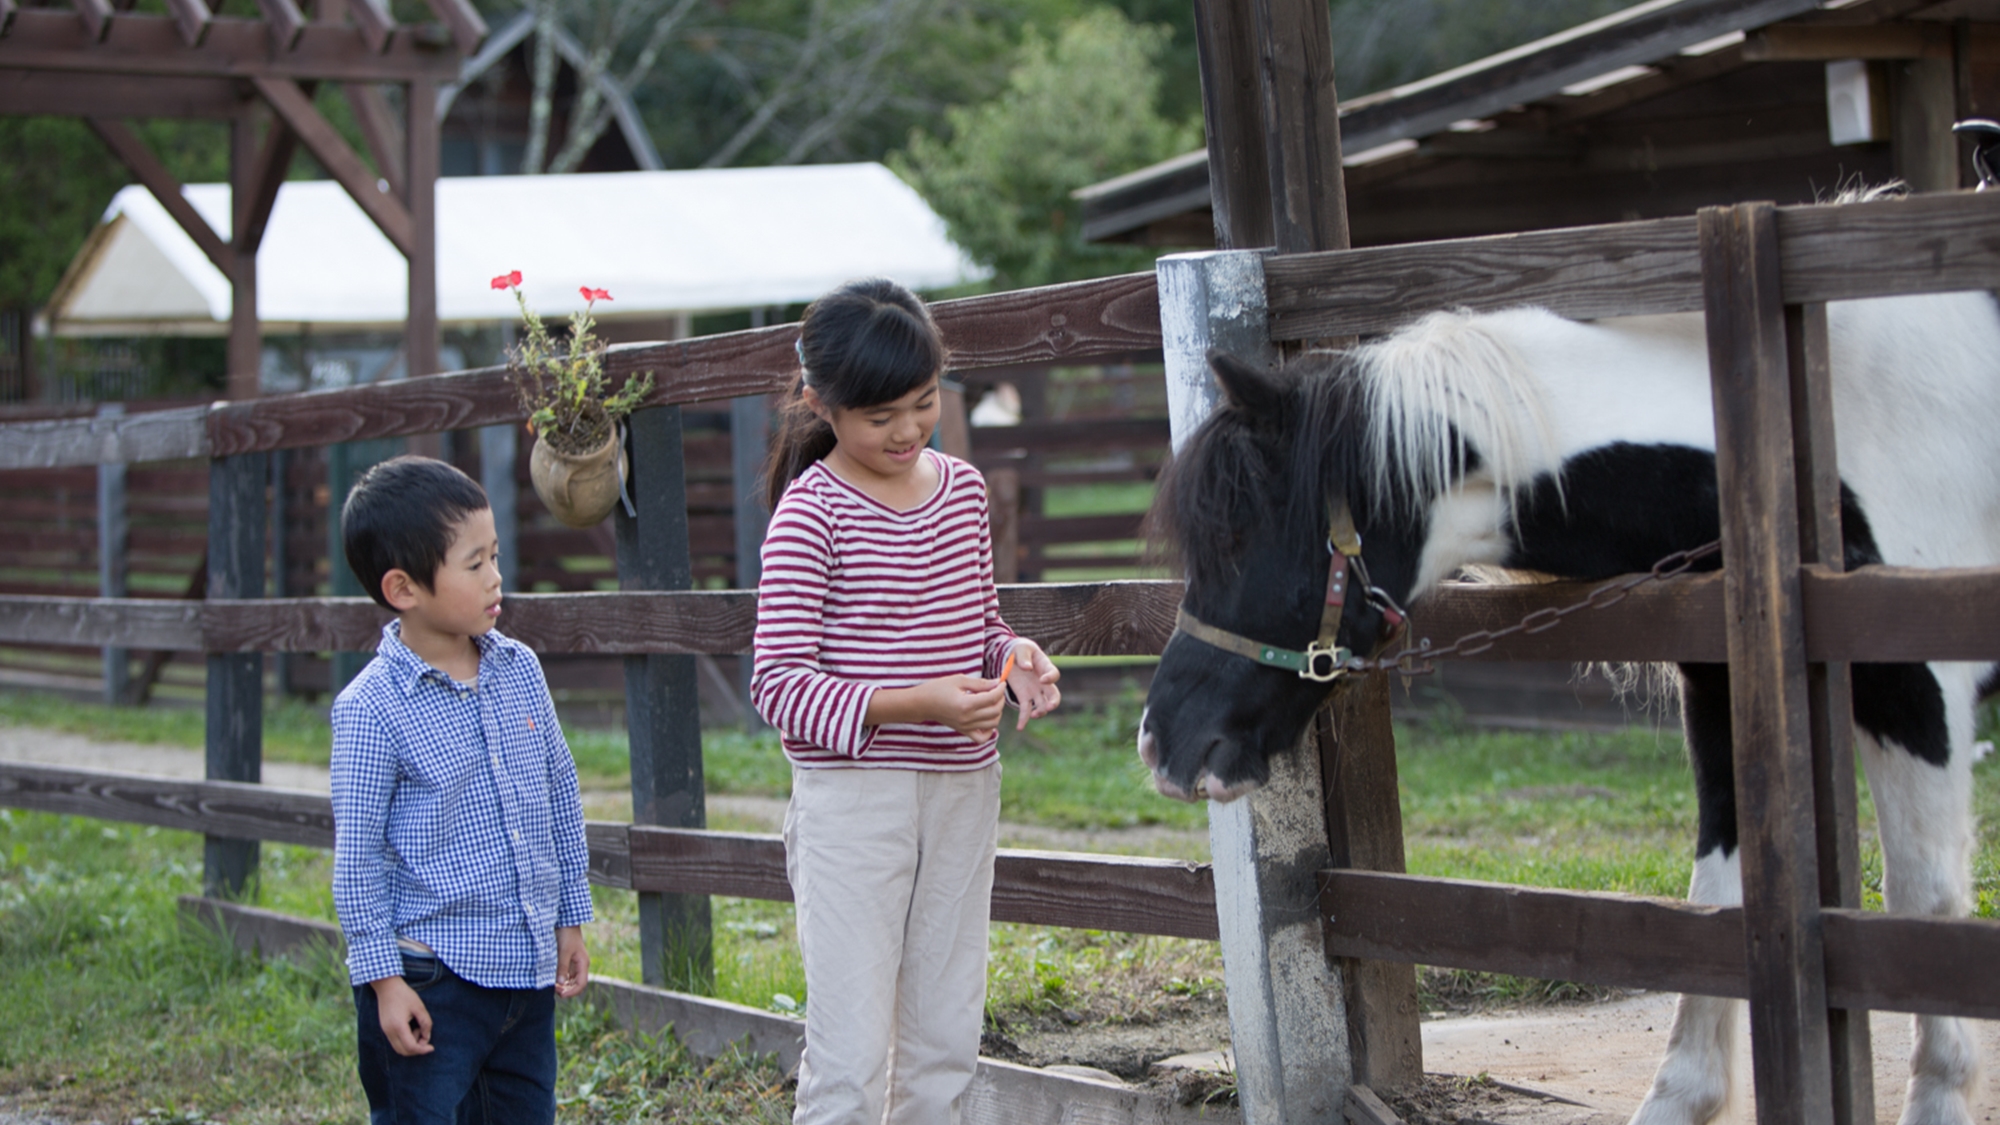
[{"left": 386, "top": 507, "right": 503, "bottom": 640}]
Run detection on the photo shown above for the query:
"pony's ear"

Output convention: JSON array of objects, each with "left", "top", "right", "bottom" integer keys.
[{"left": 1209, "top": 349, "right": 1287, "bottom": 418}]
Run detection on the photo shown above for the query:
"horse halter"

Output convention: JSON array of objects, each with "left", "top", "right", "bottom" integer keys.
[{"left": 1172, "top": 500, "right": 1408, "bottom": 683}]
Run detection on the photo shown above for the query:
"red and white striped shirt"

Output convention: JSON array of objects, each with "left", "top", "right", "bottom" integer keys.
[{"left": 752, "top": 449, "right": 1017, "bottom": 770}]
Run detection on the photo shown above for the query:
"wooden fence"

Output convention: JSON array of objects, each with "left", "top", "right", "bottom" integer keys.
[{"left": 5, "top": 190, "right": 2000, "bottom": 1121}]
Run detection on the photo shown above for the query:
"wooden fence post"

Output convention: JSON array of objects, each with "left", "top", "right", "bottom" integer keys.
[
  {"left": 1786, "top": 300, "right": 1873, "bottom": 1125},
  {"left": 613, "top": 405, "right": 712, "bottom": 991},
  {"left": 1700, "top": 202, "right": 1834, "bottom": 1124},
  {"left": 1160, "top": 248, "right": 1352, "bottom": 1123},
  {"left": 479, "top": 423, "right": 519, "bottom": 594},
  {"left": 206, "top": 451, "right": 267, "bottom": 898},
  {"left": 97, "top": 403, "right": 128, "bottom": 705},
  {"left": 729, "top": 388, "right": 769, "bottom": 730}
]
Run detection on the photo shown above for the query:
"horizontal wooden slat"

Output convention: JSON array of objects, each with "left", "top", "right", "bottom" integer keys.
[
  {"left": 0, "top": 763, "right": 1214, "bottom": 939},
  {"left": 0, "top": 762, "right": 335, "bottom": 847},
  {"left": 1821, "top": 908, "right": 2000, "bottom": 1020},
  {"left": 1321, "top": 869, "right": 1748, "bottom": 998},
  {"left": 1267, "top": 191, "right": 2000, "bottom": 341},
  {"left": 0, "top": 405, "right": 209, "bottom": 470},
  {"left": 1321, "top": 870, "right": 2000, "bottom": 1019},
  {"left": 618, "top": 825, "right": 1218, "bottom": 939},
  {"left": 10, "top": 564, "right": 2000, "bottom": 661}
]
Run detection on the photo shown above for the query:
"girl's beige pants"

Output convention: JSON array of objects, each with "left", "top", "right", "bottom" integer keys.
[{"left": 784, "top": 762, "right": 1001, "bottom": 1125}]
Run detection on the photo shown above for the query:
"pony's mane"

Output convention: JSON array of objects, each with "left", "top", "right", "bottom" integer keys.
[
  {"left": 1152, "top": 312, "right": 1561, "bottom": 592},
  {"left": 1352, "top": 309, "right": 1560, "bottom": 517}
]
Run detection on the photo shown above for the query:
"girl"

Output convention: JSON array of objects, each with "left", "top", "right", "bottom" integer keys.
[{"left": 751, "top": 277, "right": 1062, "bottom": 1125}]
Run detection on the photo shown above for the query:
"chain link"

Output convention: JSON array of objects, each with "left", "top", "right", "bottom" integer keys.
[{"left": 1355, "top": 539, "right": 1722, "bottom": 677}]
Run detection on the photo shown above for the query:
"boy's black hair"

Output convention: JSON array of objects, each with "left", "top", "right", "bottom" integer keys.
[{"left": 341, "top": 456, "right": 491, "bottom": 610}]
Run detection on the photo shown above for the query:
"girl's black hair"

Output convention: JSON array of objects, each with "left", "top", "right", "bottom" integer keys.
[{"left": 763, "top": 277, "right": 946, "bottom": 509}]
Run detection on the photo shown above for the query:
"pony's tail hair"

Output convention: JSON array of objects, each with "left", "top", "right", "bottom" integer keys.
[
  {"left": 763, "top": 372, "right": 837, "bottom": 511},
  {"left": 1355, "top": 309, "right": 1559, "bottom": 517}
]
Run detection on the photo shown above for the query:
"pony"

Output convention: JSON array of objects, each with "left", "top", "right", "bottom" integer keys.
[{"left": 1138, "top": 290, "right": 2000, "bottom": 1125}]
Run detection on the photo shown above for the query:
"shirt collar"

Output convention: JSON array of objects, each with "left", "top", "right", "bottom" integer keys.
[{"left": 376, "top": 619, "right": 513, "bottom": 696}]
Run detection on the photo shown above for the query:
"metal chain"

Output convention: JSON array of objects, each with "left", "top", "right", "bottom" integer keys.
[{"left": 1354, "top": 539, "right": 1722, "bottom": 677}]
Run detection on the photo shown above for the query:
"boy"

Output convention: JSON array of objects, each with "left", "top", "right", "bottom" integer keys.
[{"left": 331, "top": 456, "right": 592, "bottom": 1124}]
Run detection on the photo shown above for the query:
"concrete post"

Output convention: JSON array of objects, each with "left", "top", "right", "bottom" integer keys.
[{"left": 1158, "top": 249, "right": 1351, "bottom": 1124}]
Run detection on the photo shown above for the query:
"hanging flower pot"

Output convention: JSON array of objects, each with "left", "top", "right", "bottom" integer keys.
[
  {"left": 493, "top": 272, "right": 653, "bottom": 527},
  {"left": 529, "top": 413, "right": 627, "bottom": 528}
]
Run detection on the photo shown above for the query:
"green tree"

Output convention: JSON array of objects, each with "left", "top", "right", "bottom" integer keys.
[{"left": 891, "top": 8, "right": 1200, "bottom": 292}]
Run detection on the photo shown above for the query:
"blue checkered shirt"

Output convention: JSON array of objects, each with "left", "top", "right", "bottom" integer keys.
[{"left": 331, "top": 621, "right": 593, "bottom": 989}]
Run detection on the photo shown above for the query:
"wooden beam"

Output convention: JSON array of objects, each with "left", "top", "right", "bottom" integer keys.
[
  {"left": 1190, "top": 0, "right": 1272, "bottom": 248},
  {"left": 1319, "top": 870, "right": 2000, "bottom": 1020},
  {"left": 20, "top": 565, "right": 2000, "bottom": 663},
  {"left": 0, "top": 71, "right": 244, "bottom": 117},
  {"left": 226, "top": 112, "right": 261, "bottom": 401},
  {"left": 0, "top": 0, "right": 16, "bottom": 38},
  {"left": 340, "top": 81, "right": 403, "bottom": 197},
  {"left": 84, "top": 117, "right": 231, "bottom": 273},
  {"left": 404, "top": 77, "right": 438, "bottom": 377},
  {"left": 1333, "top": 0, "right": 1825, "bottom": 158},
  {"left": 235, "top": 111, "right": 300, "bottom": 255},
  {"left": 253, "top": 0, "right": 305, "bottom": 50},
  {"left": 70, "top": 0, "right": 113, "bottom": 41},
  {"left": 344, "top": 0, "right": 391, "bottom": 53},
  {"left": 420, "top": 0, "right": 482, "bottom": 55},
  {"left": 0, "top": 763, "right": 334, "bottom": 847},
  {"left": 1252, "top": 0, "right": 1348, "bottom": 256},
  {"left": 1745, "top": 21, "right": 2000, "bottom": 63},
  {"left": 161, "top": 0, "right": 210, "bottom": 45},
  {"left": 0, "top": 10, "right": 461, "bottom": 82},
  {"left": 1267, "top": 190, "right": 2000, "bottom": 340},
  {"left": 251, "top": 76, "right": 412, "bottom": 255},
  {"left": 0, "top": 405, "right": 210, "bottom": 470},
  {"left": 1702, "top": 200, "right": 1834, "bottom": 1124}
]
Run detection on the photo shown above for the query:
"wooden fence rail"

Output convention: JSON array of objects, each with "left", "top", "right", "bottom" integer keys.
[
  {"left": 0, "top": 272, "right": 1163, "bottom": 470},
  {"left": 1316, "top": 870, "right": 2000, "bottom": 1022},
  {"left": 9, "top": 564, "right": 2000, "bottom": 663},
  {"left": 0, "top": 761, "right": 1219, "bottom": 941}
]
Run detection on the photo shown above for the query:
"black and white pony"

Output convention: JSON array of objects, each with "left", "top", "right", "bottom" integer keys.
[{"left": 1138, "top": 290, "right": 2000, "bottom": 1125}]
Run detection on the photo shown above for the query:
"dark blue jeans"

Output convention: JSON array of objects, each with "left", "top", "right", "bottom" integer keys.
[{"left": 354, "top": 952, "right": 557, "bottom": 1125}]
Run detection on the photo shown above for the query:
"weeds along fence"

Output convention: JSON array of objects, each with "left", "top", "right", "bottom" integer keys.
[{"left": 6, "top": 191, "right": 2000, "bottom": 1115}]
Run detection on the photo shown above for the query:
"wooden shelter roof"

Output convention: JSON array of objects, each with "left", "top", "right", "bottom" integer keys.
[{"left": 1079, "top": 0, "right": 2000, "bottom": 248}]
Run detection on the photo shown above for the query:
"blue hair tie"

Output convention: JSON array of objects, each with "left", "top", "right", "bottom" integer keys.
[{"left": 795, "top": 337, "right": 811, "bottom": 385}]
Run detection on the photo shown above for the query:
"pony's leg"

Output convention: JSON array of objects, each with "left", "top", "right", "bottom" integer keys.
[
  {"left": 1854, "top": 662, "right": 1981, "bottom": 1125},
  {"left": 1632, "top": 664, "right": 1742, "bottom": 1125}
]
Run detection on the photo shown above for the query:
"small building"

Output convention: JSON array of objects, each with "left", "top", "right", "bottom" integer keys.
[
  {"left": 43, "top": 163, "right": 983, "bottom": 390},
  {"left": 1078, "top": 0, "right": 1999, "bottom": 249}
]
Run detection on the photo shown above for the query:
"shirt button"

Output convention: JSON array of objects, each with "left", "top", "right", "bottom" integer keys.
[{"left": 512, "top": 829, "right": 522, "bottom": 841}]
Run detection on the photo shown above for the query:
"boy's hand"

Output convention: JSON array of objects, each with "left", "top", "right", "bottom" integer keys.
[
  {"left": 555, "top": 926, "right": 590, "bottom": 999},
  {"left": 1003, "top": 641, "right": 1062, "bottom": 730},
  {"left": 370, "top": 976, "right": 434, "bottom": 1057}
]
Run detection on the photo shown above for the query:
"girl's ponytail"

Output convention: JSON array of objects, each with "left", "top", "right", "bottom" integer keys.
[{"left": 762, "top": 278, "right": 946, "bottom": 510}]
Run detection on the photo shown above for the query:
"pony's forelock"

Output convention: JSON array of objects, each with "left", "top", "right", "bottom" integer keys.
[{"left": 1355, "top": 309, "right": 1560, "bottom": 518}]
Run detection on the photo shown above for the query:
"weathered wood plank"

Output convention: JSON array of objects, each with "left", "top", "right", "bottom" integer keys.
[
  {"left": 1321, "top": 870, "right": 2000, "bottom": 1020},
  {"left": 933, "top": 272, "right": 1161, "bottom": 368},
  {"left": 0, "top": 762, "right": 334, "bottom": 848},
  {"left": 0, "top": 9, "right": 462, "bottom": 81},
  {"left": 1777, "top": 190, "right": 2000, "bottom": 305},
  {"left": 0, "top": 596, "right": 204, "bottom": 649},
  {"left": 0, "top": 405, "right": 209, "bottom": 470},
  {"left": 1319, "top": 869, "right": 1748, "bottom": 999},
  {"left": 621, "top": 825, "right": 1219, "bottom": 940},
  {"left": 1703, "top": 200, "right": 1832, "bottom": 1124},
  {"left": 18, "top": 566, "right": 2000, "bottom": 661},
  {"left": 1266, "top": 190, "right": 2000, "bottom": 342},
  {"left": 1821, "top": 909, "right": 2000, "bottom": 1020}
]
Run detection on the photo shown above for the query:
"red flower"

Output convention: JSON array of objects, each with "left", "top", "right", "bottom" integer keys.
[
  {"left": 491, "top": 270, "right": 522, "bottom": 290},
  {"left": 580, "top": 286, "right": 612, "bottom": 302}
]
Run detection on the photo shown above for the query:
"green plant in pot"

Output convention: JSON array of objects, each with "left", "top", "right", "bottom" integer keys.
[{"left": 494, "top": 270, "right": 655, "bottom": 527}]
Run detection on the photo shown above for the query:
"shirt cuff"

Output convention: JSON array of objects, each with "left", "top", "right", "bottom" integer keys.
[
  {"left": 557, "top": 890, "right": 595, "bottom": 929},
  {"left": 347, "top": 935, "right": 403, "bottom": 986}
]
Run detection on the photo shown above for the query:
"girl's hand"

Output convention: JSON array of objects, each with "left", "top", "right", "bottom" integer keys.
[
  {"left": 1004, "top": 640, "right": 1062, "bottom": 730},
  {"left": 918, "top": 674, "right": 1007, "bottom": 739}
]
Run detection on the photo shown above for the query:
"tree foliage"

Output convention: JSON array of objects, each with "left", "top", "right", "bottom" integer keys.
[{"left": 890, "top": 9, "right": 1200, "bottom": 292}]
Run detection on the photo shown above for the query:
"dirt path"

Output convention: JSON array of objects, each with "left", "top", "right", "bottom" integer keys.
[{"left": 5, "top": 730, "right": 1998, "bottom": 1123}]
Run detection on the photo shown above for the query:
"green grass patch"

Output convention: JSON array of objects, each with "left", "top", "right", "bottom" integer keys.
[{"left": 0, "top": 690, "right": 333, "bottom": 765}]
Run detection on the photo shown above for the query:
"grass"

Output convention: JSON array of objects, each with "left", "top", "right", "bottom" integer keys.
[{"left": 2, "top": 685, "right": 1999, "bottom": 1118}]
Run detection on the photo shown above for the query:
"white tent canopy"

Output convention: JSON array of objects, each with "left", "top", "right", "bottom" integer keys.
[{"left": 47, "top": 164, "right": 985, "bottom": 336}]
